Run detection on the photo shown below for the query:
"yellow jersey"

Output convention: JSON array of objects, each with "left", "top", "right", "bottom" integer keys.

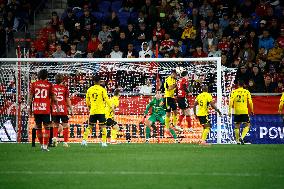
[
  {"left": 164, "top": 76, "right": 176, "bottom": 98},
  {"left": 229, "top": 87, "right": 253, "bottom": 115},
  {"left": 279, "top": 92, "right": 284, "bottom": 111},
  {"left": 106, "top": 96, "right": 119, "bottom": 119},
  {"left": 86, "top": 84, "right": 111, "bottom": 115},
  {"left": 195, "top": 92, "right": 213, "bottom": 116}
]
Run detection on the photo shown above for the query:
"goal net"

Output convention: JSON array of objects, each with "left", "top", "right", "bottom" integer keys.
[{"left": 0, "top": 58, "right": 237, "bottom": 144}]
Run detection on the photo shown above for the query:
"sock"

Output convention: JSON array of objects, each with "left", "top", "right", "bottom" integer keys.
[
  {"left": 202, "top": 127, "right": 210, "bottom": 141},
  {"left": 63, "top": 128, "right": 69, "bottom": 142},
  {"left": 43, "top": 129, "right": 50, "bottom": 145},
  {"left": 241, "top": 126, "right": 250, "bottom": 140},
  {"left": 173, "top": 114, "right": 178, "bottom": 126},
  {"left": 146, "top": 126, "right": 151, "bottom": 139},
  {"left": 165, "top": 116, "right": 170, "bottom": 129},
  {"left": 178, "top": 115, "right": 185, "bottom": 126},
  {"left": 36, "top": 129, "right": 43, "bottom": 144},
  {"left": 169, "top": 128, "right": 177, "bottom": 139},
  {"left": 111, "top": 128, "right": 118, "bottom": 141},
  {"left": 53, "top": 127, "right": 58, "bottom": 138},
  {"left": 234, "top": 128, "right": 240, "bottom": 142},
  {"left": 83, "top": 126, "right": 92, "bottom": 140},
  {"left": 102, "top": 127, "right": 107, "bottom": 143},
  {"left": 186, "top": 116, "right": 192, "bottom": 128}
]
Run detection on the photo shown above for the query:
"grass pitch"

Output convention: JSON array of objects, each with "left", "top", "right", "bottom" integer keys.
[{"left": 0, "top": 143, "right": 284, "bottom": 189}]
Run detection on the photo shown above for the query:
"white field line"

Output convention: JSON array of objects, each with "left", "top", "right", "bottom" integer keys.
[{"left": 0, "top": 170, "right": 283, "bottom": 178}]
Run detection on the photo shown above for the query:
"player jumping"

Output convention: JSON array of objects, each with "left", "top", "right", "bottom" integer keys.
[
  {"left": 177, "top": 70, "right": 193, "bottom": 132},
  {"left": 81, "top": 75, "right": 113, "bottom": 147},
  {"left": 28, "top": 69, "right": 58, "bottom": 151},
  {"left": 144, "top": 91, "right": 178, "bottom": 143},
  {"left": 229, "top": 80, "right": 254, "bottom": 145},
  {"left": 51, "top": 74, "right": 73, "bottom": 147},
  {"left": 193, "top": 85, "right": 221, "bottom": 145}
]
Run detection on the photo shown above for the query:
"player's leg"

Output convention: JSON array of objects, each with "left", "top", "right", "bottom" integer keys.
[
  {"left": 177, "top": 98, "right": 185, "bottom": 128},
  {"left": 51, "top": 116, "right": 59, "bottom": 147},
  {"left": 42, "top": 115, "right": 52, "bottom": 151},
  {"left": 82, "top": 115, "right": 95, "bottom": 146},
  {"left": 145, "top": 115, "right": 155, "bottom": 143},
  {"left": 233, "top": 115, "right": 241, "bottom": 144},
  {"left": 240, "top": 115, "right": 250, "bottom": 145},
  {"left": 33, "top": 115, "right": 43, "bottom": 148},
  {"left": 162, "top": 115, "right": 178, "bottom": 143},
  {"left": 198, "top": 116, "right": 211, "bottom": 145},
  {"left": 61, "top": 116, "right": 70, "bottom": 147},
  {"left": 184, "top": 108, "right": 193, "bottom": 132},
  {"left": 110, "top": 123, "right": 119, "bottom": 143},
  {"left": 164, "top": 98, "right": 171, "bottom": 129},
  {"left": 98, "top": 114, "right": 107, "bottom": 147}
]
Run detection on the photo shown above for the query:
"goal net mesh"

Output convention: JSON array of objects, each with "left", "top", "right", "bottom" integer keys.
[{"left": 0, "top": 59, "right": 237, "bottom": 143}]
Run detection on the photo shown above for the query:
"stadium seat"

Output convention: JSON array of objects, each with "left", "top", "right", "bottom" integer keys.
[
  {"left": 111, "top": 1, "right": 123, "bottom": 13},
  {"left": 98, "top": 1, "right": 111, "bottom": 12},
  {"left": 130, "top": 12, "right": 138, "bottom": 20},
  {"left": 75, "top": 11, "right": 84, "bottom": 18},
  {"left": 91, "top": 11, "right": 104, "bottom": 22},
  {"left": 118, "top": 12, "right": 130, "bottom": 27}
]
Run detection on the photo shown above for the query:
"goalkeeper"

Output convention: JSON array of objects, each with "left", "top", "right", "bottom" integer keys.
[{"left": 144, "top": 91, "right": 178, "bottom": 143}]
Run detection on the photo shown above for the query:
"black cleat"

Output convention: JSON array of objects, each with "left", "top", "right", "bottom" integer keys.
[{"left": 240, "top": 138, "right": 245, "bottom": 145}]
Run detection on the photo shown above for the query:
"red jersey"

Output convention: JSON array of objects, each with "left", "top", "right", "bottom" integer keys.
[
  {"left": 31, "top": 80, "right": 53, "bottom": 114},
  {"left": 177, "top": 77, "right": 189, "bottom": 97},
  {"left": 52, "top": 84, "right": 70, "bottom": 116}
]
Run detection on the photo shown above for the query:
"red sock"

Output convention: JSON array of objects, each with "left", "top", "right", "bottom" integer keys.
[
  {"left": 178, "top": 115, "right": 185, "bottom": 126},
  {"left": 53, "top": 127, "right": 58, "bottom": 138},
  {"left": 63, "top": 128, "right": 69, "bottom": 142},
  {"left": 186, "top": 116, "right": 192, "bottom": 128},
  {"left": 36, "top": 129, "right": 43, "bottom": 144},
  {"left": 43, "top": 129, "right": 50, "bottom": 145}
]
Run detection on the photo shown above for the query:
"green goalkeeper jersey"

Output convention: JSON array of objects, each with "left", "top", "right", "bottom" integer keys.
[{"left": 144, "top": 98, "right": 165, "bottom": 116}]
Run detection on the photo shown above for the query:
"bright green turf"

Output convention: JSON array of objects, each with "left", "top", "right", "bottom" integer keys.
[{"left": 0, "top": 143, "right": 284, "bottom": 189}]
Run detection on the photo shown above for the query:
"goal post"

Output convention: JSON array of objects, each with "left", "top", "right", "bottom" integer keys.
[{"left": 0, "top": 57, "right": 236, "bottom": 144}]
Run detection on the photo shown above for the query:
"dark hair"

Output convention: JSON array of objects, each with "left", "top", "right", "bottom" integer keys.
[
  {"left": 181, "top": 70, "right": 188, "bottom": 77},
  {"left": 37, "top": 69, "right": 48, "bottom": 80},
  {"left": 93, "top": 75, "right": 101, "bottom": 83},
  {"left": 55, "top": 74, "right": 64, "bottom": 84},
  {"left": 114, "top": 88, "right": 120, "bottom": 96},
  {"left": 238, "top": 80, "right": 245, "bottom": 86},
  {"left": 202, "top": 85, "right": 208, "bottom": 92},
  {"left": 171, "top": 69, "right": 177, "bottom": 74}
]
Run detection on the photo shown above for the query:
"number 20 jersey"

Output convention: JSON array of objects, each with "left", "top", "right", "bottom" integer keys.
[
  {"left": 229, "top": 87, "right": 253, "bottom": 115},
  {"left": 52, "top": 84, "right": 70, "bottom": 116},
  {"left": 31, "top": 80, "right": 53, "bottom": 115}
]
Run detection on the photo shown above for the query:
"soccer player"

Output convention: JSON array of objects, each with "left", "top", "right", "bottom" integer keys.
[
  {"left": 144, "top": 91, "right": 178, "bottom": 143},
  {"left": 278, "top": 92, "right": 284, "bottom": 115},
  {"left": 106, "top": 89, "right": 120, "bottom": 144},
  {"left": 51, "top": 74, "right": 73, "bottom": 147},
  {"left": 229, "top": 80, "right": 254, "bottom": 145},
  {"left": 193, "top": 85, "right": 221, "bottom": 145},
  {"left": 177, "top": 70, "right": 193, "bottom": 132},
  {"left": 28, "top": 69, "right": 58, "bottom": 151},
  {"left": 164, "top": 69, "right": 182, "bottom": 131},
  {"left": 81, "top": 75, "right": 113, "bottom": 147}
]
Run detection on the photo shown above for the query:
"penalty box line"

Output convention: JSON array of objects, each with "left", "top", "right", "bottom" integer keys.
[{"left": 0, "top": 170, "right": 283, "bottom": 178}]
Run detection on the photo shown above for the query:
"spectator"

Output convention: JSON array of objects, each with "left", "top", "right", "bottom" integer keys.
[
  {"left": 152, "top": 21, "right": 165, "bottom": 42},
  {"left": 240, "top": 0, "right": 255, "bottom": 18},
  {"left": 136, "top": 22, "right": 150, "bottom": 45},
  {"left": 0, "top": 23, "right": 6, "bottom": 57},
  {"left": 50, "top": 11, "right": 61, "bottom": 30},
  {"left": 177, "top": 12, "right": 190, "bottom": 29},
  {"left": 120, "top": 0, "right": 135, "bottom": 13},
  {"left": 202, "top": 30, "right": 218, "bottom": 53},
  {"left": 160, "top": 33, "right": 175, "bottom": 53},
  {"left": 71, "top": 22, "right": 83, "bottom": 42},
  {"left": 139, "top": 42, "right": 153, "bottom": 58},
  {"left": 68, "top": 43, "right": 82, "bottom": 58},
  {"left": 46, "top": 33, "right": 57, "bottom": 56},
  {"left": 235, "top": 65, "right": 250, "bottom": 85},
  {"left": 93, "top": 43, "right": 107, "bottom": 58},
  {"left": 171, "top": 44, "right": 183, "bottom": 58},
  {"left": 3, "top": 11, "right": 19, "bottom": 42},
  {"left": 103, "top": 35, "right": 114, "bottom": 55},
  {"left": 79, "top": 8, "right": 96, "bottom": 36},
  {"left": 111, "top": 26, "right": 121, "bottom": 42},
  {"left": 267, "top": 42, "right": 283, "bottom": 66},
  {"left": 77, "top": 35, "right": 88, "bottom": 56},
  {"left": 212, "top": 22, "right": 223, "bottom": 40},
  {"left": 199, "top": 0, "right": 212, "bottom": 19},
  {"left": 208, "top": 45, "right": 221, "bottom": 57},
  {"left": 123, "top": 43, "right": 138, "bottom": 58},
  {"left": 110, "top": 44, "right": 123, "bottom": 58},
  {"left": 221, "top": 53, "right": 230, "bottom": 67},
  {"left": 27, "top": 43, "right": 38, "bottom": 58},
  {"left": 192, "top": 44, "right": 207, "bottom": 58},
  {"left": 275, "top": 81, "right": 284, "bottom": 93},
  {"left": 262, "top": 74, "right": 276, "bottom": 93},
  {"left": 269, "top": 18, "right": 280, "bottom": 39},
  {"left": 87, "top": 33, "right": 100, "bottom": 53},
  {"left": 63, "top": 8, "right": 77, "bottom": 34},
  {"left": 141, "top": 0, "right": 158, "bottom": 27},
  {"left": 250, "top": 65, "right": 264, "bottom": 92},
  {"left": 56, "top": 24, "right": 69, "bottom": 42},
  {"left": 52, "top": 44, "right": 67, "bottom": 58},
  {"left": 218, "top": 36, "right": 230, "bottom": 52},
  {"left": 125, "top": 23, "right": 136, "bottom": 43},
  {"left": 107, "top": 11, "right": 120, "bottom": 29},
  {"left": 257, "top": 19, "right": 267, "bottom": 36},
  {"left": 255, "top": 0, "right": 271, "bottom": 17},
  {"left": 157, "top": 0, "right": 172, "bottom": 21},
  {"left": 246, "top": 30, "right": 259, "bottom": 53},
  {"left": 61, "top": 35, "right": 71, "bottom": 54},
  {"left": 118, "top": 31, "right": 129, "bottom": 54},
  {"left": 276, "top": 28, "right": 284, "bottom": 48},
  {"left": 33, "top": 33, "right": 46, "bottom": 57},
  {"left": 169, "top": 21, "right": 182, "bottom": 41},
  {"left": 98, "top": 25, "right": 112, "bottom": 44},
  {"left": 256, "top": 47, "right": 268, "bottom": 71},
  {"left": 247, "top": 79, "right": 258, "bottom": 93},
  {"left": 238, "top": 42, "right": 255, "bottom": 65},
  {"left": 181, "top": 20, "right": 196, "bottom": 42},
  {"left": 219, "top": 13, "right": 229, "bottom": 30}
]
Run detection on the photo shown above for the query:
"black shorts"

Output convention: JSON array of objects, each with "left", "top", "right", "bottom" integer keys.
[
  {"left": 198, "top": 116, "right": 210, "bottom": 125},
  {"left": 34, "top": 114, "right": 51, "bottom": 126},
  {"left": 177, "top": 97, "right": 189, "bottom": 109},
  {"left": 164, "top": 97, "right": 177, "bottom": 112},
  {"left": 106, "top": 118, "right": 117, "bottom": 127},
  {"left": 89, "top": 114, "right": 106, "bottom": 125},
  {"left": 234, "top": 114, "right": 250, "bottom": 123},
  {"left": 52, "top": 115, "right": 69, "bottom": 123}
]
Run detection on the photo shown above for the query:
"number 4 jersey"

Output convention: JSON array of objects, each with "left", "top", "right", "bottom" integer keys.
[
  {"left": 52, "top": 84, "right": 70, "bottom": 116},
  {"left": 31, "top": 80, "right": 54, "bottom": 115}
]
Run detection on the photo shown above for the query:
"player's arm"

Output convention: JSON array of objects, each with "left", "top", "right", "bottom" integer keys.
[
  {"left": 228, "top": 91, "right": 234, "bottom": 115},
  {"left": 144, "top": 99, "right": 153, "bottom": 116},
  {"left": 209, "top": 101, "right": 222, "bottom": 115},
  {"left": 166, "top": 79, "right": 176, "bottom": 90},
  {"left": 66, "top": 88, "right": 73, "bottom": 115},
  {"left": 247, "top": 91, "right": 254, "bottom": 115},
  {"left": 278, "top": 93, "right": 284, "bottom": 114},
  {"left": 85, "top": 89, "right": 91, "bottom": 109},
  {"left": 28, "top": 84, "right": 34, "bottom": 114},
  {"left": 193, "top": 100, "right": 198, "bottom": 117},
  {"left": 103, "top": 89, "right": 113, "bottom": 111},
  {"left": 50, "top": 85, "right": 59, "bottom": 111}
]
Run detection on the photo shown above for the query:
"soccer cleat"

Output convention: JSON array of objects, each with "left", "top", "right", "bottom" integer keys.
[
  {"left": 175, "top": 126, "right": 184, "bottom": 132},
  {"left": 101, "top": 142, "right": 108, "bottom": 147},
  {"left": 81, "top": 140, "right": 88, "bottom": 146},
  {"left": 174, "top": 139, "right": 180, "bottom": 143},
  {"left": 145, "top": 139, "right": 149, "bottom": 143},
  {"left": 52, "top": 137, "right": 58, "bottom": 147},
  {"left": 240, "top": 138, "right": 245, "bottom": 145},
  {"left": 41, "top": 145, "right": 50, "bottom": 152},
  {"left": 187, "top": 127, "right": 194, "bottom": 132},
  {"left": 63, "top": 142, "right": 69, "bottom": 147}
]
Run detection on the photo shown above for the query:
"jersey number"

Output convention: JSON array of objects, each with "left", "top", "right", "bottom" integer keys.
[
  {"left": 35, "top": 88, "right": 48, "bottom": 99},
  {"left": 55, "top": 91, "right": 64, "bottom": 101},
  {"left": 92, "top": 93, "right": 98, "bottom": 101},
  {"left": 236, "top": 95, "right": 244, "bottom": 103},
  {"left": 199, "top": 100, "right": 203, "bottom": 106}
]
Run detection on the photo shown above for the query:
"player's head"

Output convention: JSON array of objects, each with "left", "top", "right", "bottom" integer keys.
[
  {"left": 93, "top": 75, "right": 101, "bottom": 84},
  {"left": 171, "top": 69, "right": 177, "bottom": 79},
  {"left": 114, "top": 88, "right": 120, "bottom": 96},
  {"left": 55, "top": 73, "right": 64, "bottom": 84},
  {"left": 238, "top": 80, "right": 245, "bottom": 87},
  {"left": 201, "top": 85, "right": 208, "bottom": 92},
  {"left": 181, "top": 70, "right": 188, "bottom": 78},
  {"left": 37, "top": 69, "right": 48, "bottom": 80},
  {"left": 155, "top": 90, "right": 162, "bottom": 99}
]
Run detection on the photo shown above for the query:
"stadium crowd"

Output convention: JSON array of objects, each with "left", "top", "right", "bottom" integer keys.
[{"left": 0, "top": 0, "right": 284, "bottom": 93}]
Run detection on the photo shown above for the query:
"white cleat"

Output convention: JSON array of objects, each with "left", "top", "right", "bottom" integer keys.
[
  {"left": 63, "top": 142, "right": 69, "bottom": 147},
  {"left": 175, "top": 126, "right": 184, "bottom": 132},
  {"left": 42, "top": 145, "right": 50, "bottom": 152},
  {"left": 81, "top": 140, "right": 88, "bottom": 146},
  {"left": 101, "top": 142, "right": 108, "bottom": 147},
  {"left": 187, "top": 127, "right": 194, "bottom": 132},
  {"left": 52, "top": 137, "right": 58, "bottom": 147}
]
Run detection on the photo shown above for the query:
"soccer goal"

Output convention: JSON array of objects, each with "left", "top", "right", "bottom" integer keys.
[{"left": 0, "top": 57, "right": 237, "bottom": 144}]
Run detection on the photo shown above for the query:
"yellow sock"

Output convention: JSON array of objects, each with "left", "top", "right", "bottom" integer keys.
[
  {"left": 102, "top": 127, "right": 107, "bottom": 143},
  {"left": 111, "top": 129, "right": 118, "bottom": 141},
  {"left": 234, "top": 128, "right": 240, "bottom": 142},
  {"left": 173, "top": 114, "right": 177, "bottom": 126},
  {"left": 201, "top": 127, "right": 210, "bottom": 141},
  {"left": 241, "top": 126, "right": 250, "bottom": 139},
  {"left": 165, "top": 116, "right": 170, "bottom": 129},
  {"left": 83, "top": 126, "right": 92, "bottom": 140}
]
